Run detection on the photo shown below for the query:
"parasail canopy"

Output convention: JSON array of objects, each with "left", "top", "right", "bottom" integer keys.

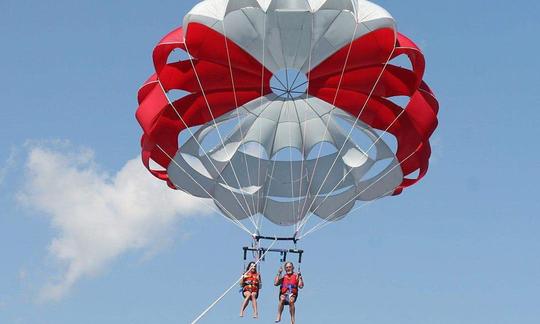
[{"left": 136, "top": 0, "right": 439, "bottom": 235}]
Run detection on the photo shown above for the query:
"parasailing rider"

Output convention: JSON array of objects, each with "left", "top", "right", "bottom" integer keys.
[
  {"left": 274, "top": 262, "right": 304, "bottom": 324},
  {"left": 240, "top": 262, "right": 261, "bottom": 318}
]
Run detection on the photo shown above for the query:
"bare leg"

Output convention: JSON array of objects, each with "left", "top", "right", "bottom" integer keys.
[
  {"left": 251, "top": 293, "right": 258, "bottom": 318},
  {"left": 289, "top": 297, "right": 296, "bottom": 324},
  {"left": 240, "top": 292, "right": 251, "bottom": 317},
  {"left": 275, "top": 295, "right": 285, "bottom": 323}
]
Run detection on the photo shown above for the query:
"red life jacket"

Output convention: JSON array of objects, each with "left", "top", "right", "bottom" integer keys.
[
  {"left": 280, "top": 273, "right": 299, "bottom": 296},
  {"left": 243, "top": 273, "right": 260, "bottom": 293}
]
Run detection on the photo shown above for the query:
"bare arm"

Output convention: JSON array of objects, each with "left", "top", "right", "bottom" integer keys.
[
  {"left": 298, "top": 273, "right": 304, "bottom": 289},
  {"left": 274, "top": 268, "right": 283, "bottom": 286}
]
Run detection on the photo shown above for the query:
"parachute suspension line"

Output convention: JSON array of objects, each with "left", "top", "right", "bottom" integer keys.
[
  {"left": 260, "top": 102, "right": 287, "bottom": 218},
  {"left": 156, "top": 81, "right": 257, "bottom": 230},
  {"left": 297, "top": 13, "right": 316, "bottom": 233},
  {"left": 291, "top": 99, "right": 304, "bottom": 234},
  {"left": 304, "top": 105, "right": 407, "bottom": 223},
  {"left": 299, "top": 188, "right": 395, "bottom": 239},
  {"left": 295, "top": 40, "right": 398, "bottom": 233},
  {"left": 221, "top": 21, "right": 259, "bottom": 230},
  {"left": 288, "top": 114, "right": 296, "bottom": 226},
  {"left": 293, "top": 99, "right": 330, "bottom": 233},
  {"left": 290, "top": 6, "right": 314, "bottom": 102},
  {"left": 273, "top": 13, "right": 297, "bottom": 227},
  {"left": 256, "top": 12, "right": 268, "bottom": 229},
  {"left": 303, "top": 47, "right": 410, "bottom": 218},
  {"left": 190, "top": 237, "right": 278, "bottom": 324},
  {"left": 155, "top": 144, "right": 253, "bottom": 236},
  {"left": 183, "top": 41, "right": 259, "bottom": 230},
  {"left": 298, "top": 146, "right": 420, "bottom": 239},
  {"left": 298, "top": 44, "right": 398, "bottom": 235},
  {"left": 288, "top": 4, "right": 315, "bottom": 101},
  {"left": 242, "top": 97, "right": 277, "bottom": 233},
  {"left": 293, "top": 12, "right": 315, "bottom": 235},
  {"left": 296, "top": 22, "right": 360, "bottom": 229},
  {"left": 255, "top": 120, "right": 265, "bottom": 233},
  {"left": 296, "top": 42, "right": 396, "bottom": 233}
]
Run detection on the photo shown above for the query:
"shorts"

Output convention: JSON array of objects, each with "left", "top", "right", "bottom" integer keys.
[
  {"left": 242, "top": 289, "right": 259, "bottom": 298},
  {"left": 279, "top": 292, "right": 298, "bottom": 305}
]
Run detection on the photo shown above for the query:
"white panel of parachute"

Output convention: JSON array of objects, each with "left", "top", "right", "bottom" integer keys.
[
  {"left": 183, "top": 0, "right": 395, "bottom": 73},
  {"left": 168, "top": 0, "right": 402, "bottom": 226}
]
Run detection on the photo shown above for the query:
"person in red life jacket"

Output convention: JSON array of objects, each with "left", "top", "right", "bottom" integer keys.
[
  {"left": 274, "top": 262, "right": 304, "bottom": 324},
  {"left": 240, "top": 262, "right": 261, "bottom": 318}
]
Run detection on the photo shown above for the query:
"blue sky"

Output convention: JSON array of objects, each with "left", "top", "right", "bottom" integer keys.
[{"left": 1, "top": 0, "right": 540, "bottom": 323}]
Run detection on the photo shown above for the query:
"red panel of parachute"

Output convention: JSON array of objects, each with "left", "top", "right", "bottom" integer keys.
[
  {"left": 308, "top": 29, "right": 439, "bottom": 193},
  {"left": 136, "top": 23, "right": 439, "bottom": 194},
  {"left": 136, "top": 23, "right": 273, "bottom": 188}
]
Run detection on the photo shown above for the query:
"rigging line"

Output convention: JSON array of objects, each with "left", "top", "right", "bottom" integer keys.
[
  {"left": 176, "top": 69, "right": 256, "bottom": 226},
  {"left": 156, "top": 144, "right": 253, "bottom": 236},
  {"left": 270, "top": 86, "right": 288, "bottom": 92},
  {"left": 305, "top": 12, "right": 315, "bottom": 102},
  {"left": 310, "top": 23, "right": 399, "bottom": 162},
  {"left": 273, "top": 74, "right": 289, "bottom": 94},
  {"left": 255, "top": 97, "right": 285, "bottom": 232},
  {"left": 285, "top": 66, "right": 290, "bottom": 92},
  {"left": 296, "top": 68, "right": 398, "bottom": 233},
  {"left": 299, "top": 146, "right": 419, "bottom": 239},
  {"left": 276, "top": 90, "right": 289, "bottom": 98},
  {"left": 296, "top": 23, "right": 360, "bottom": 226},
  {"left": 255, "top": 117, "right": 265, "bottom": 232},
  {"left": 191, "top": 237, "right": 278, "bottom": 324},
  {"left": 294, "top": 13, "right": 316, "bottom": 233},
  {"left": 292, "top": 100, "right": 340, "bottom": 232},
  {"left": 293, "top": 131, "right": 304, "bottom": 235},
  {"left": 365, "top": 112, "right": 406, "bottom": 159},
  {"left": 155, "top": 81, "right": 256, "bottom": 227},
  {"left": 287, "top": 13, "right": 310, "bottom": 94},
  {"left": 289, "top": 71, "right": 302, "bottom": 91},
  {"left": 289, "top": 7, "right": 315, "bottom": 98},
  {"left": 184, "top": 39, "right": 258, "bottom": 226},
  {"left": 290, "top": 98, "right": 305, "bottom": 233},
  {"left": 275, "top": 11, "right": 305, "bottom": 231},
  {"left": 287, "top": 107, "right": 296, "bottom": 231},
  {"left": 277, "top": 10, "right": 290, "bottom": 93},
  {"left": 296, "top": 36, "right": 397, "bottom": 233},
  {"left": 299, "top": 187, "right": 396, "bottom": 239},
  {"left": 209, "top": 114, "right": 261, "bottom": 230},
  {"left": 260, "top": 102, "right": 287, "bottom": 219},
  {"left": 256, "top": 11, "right": 268, "bottom": 228},
  {"left": 303, "top": 107, "right": 407, "bottom": 220},
  {"left": 290, "top": 80, "right": 309, "bottom": 92},
  {"left": 222, "top": 21, "right": 259, "bottom": 227},
  {"left": 240, "top": 103, "right": 277, "bottom": 234},
  {"left": 292, "top": 96, "right": 336, "bottom": 228}
]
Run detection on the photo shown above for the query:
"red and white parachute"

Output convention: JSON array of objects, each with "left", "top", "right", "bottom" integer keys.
[{"left": 136, "top": 0, "right": 439, "bottom": 237}]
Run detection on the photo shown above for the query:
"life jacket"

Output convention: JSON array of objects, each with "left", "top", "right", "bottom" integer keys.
[
  {"left": 280, "top": 273, "right": 299, "bottom": 296},
  {"left": 243, "top": 273, "right": 260, "bottom": 293}
]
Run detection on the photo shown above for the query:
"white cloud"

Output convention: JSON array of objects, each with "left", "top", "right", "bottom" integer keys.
[
  {"left": 0, "top": 148, "right": 17, "bottom": 185},
  {"left": 18, "top": 144, "right": 211, "bottom": 302}
]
